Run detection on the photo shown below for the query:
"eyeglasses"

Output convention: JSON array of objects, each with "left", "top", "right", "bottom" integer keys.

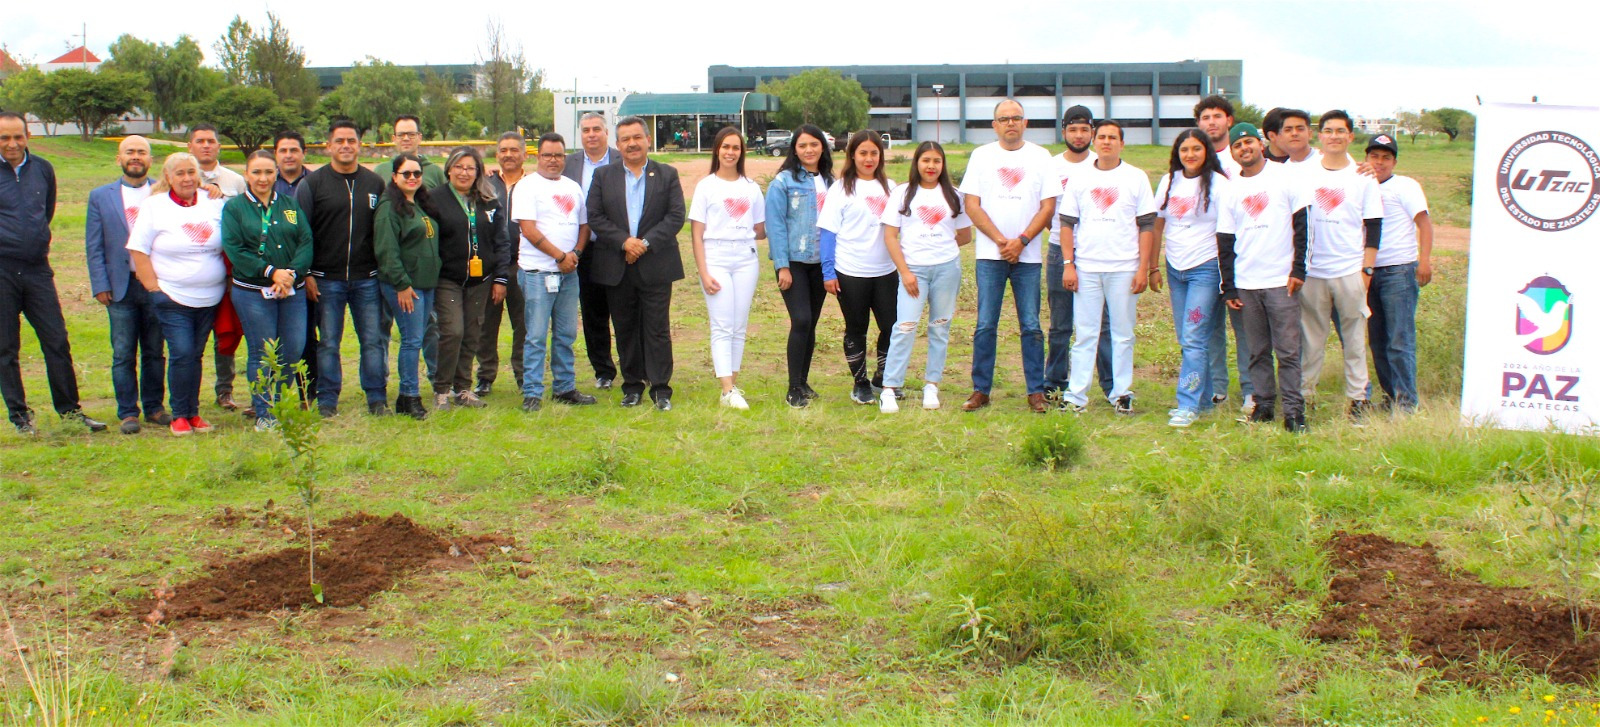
[
  {"left": 397, "top": 170, "right": 424, "bottom": 179},
  {"left": 537, "top": 153, "right": 565, "bottom": 160},
  {"left": 395, "top": 132, "right": 421, "bottom": 139},
  {"left": 995, "top": 115, "right": 1025, "bottom": 124},
  {"left": 450, "top": 165, "right": 478, "bottom": 173}
]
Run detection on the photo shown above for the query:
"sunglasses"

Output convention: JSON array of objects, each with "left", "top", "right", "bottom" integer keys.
[{"left": 397, "top": 170, "right": 424, "bottom": 179}]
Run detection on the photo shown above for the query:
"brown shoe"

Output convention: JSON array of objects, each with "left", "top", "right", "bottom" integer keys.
[
  {"left": 216, "top": 393, "right": 239, "bottom": 411},
  {"left": 961, "top": 391, "right": 990, "bottom": 412},
  {"left": 1027, "top": 392, "right": 1048, "bottom": 413}
]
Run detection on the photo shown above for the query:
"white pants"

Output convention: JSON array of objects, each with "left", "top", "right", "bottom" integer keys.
[
  {"left": 1299, "top": 272, "right": 1370, "bottom": 401},
  {"left": 703, "top": 240, "right": 759, "bottom": 378},
  {"left": 1065, "top": 270, "right": 1139, "bottom": 406}
]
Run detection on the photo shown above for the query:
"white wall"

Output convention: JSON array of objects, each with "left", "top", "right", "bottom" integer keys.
[{"left": 554, "top": 91, "right": 627, "bottom": 145}]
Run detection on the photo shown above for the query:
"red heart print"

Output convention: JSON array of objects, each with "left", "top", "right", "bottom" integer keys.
[
  {"left": 815, "top": 191, "right": 827, "bottom": 211},
  {"left": 124, "top": 207, "right": 139, "bottom": 228},
  {"left": 552, "top": 194, "right": 576, "bottom": 216},
  {"left": 997, "top": 167, "right": 1025, "bottom": 189},
  {"left": 1089, "top": 187, "right": 1119, "bottom": 213},
  {"left": 1167, "top": 194, "right": 1196, "bottom": 219},
  {"left": 1059, "top": 176, "right": 1070, "bottom": 190},
  {"left": 864, "top": 195, "right": 887, "bottom": 217},
  {"left": 722, "top": 196, "right": 752, "bottom": 219},
  {"left": 181, "top": 222, "right": 213, "bottom": 244},
  {"left": 1314, "top": 187, "right": 1345, "bottom": 214},
  {"left": 1241, "top": 192, "right": 1269, "bottom": 219},
  {"left": 915, "top": 205, "right": 947, "bottom": 226}
]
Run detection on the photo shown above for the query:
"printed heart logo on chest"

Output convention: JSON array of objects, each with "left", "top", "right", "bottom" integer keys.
[
  {"left": 815, "top": 191, "right": 827, "bottom": 211},
  {"left": 722, "top": 196, "right": 752, "bottom": 219},
  {"left": 552, "top": 194, "right": 576, "bottom": 216},
  {"left": 1314, "top": 187, "right": 1345, "bottom": 214},
  {"left": 181, "top": 222, "right": 213, "bottom": 244},
  {"left": 124, "top": 207, "right": 140, "bottom": 227},
  {"left": 915, "top": 205, "right": 947, "bottom": 226},
  {"left": 997, "top": 167, "right": 1026, "bottom": 190},
  {"left": 1059, "top": 176, "right": 1070, "bottom": 191},
  {"left": 864, "top": 196, "right": 888, "bottom": 217},
  {"left": 1089, "top": 187, "right": 1119, "bottom": 213},
  {"left": 1167, "top": 194, "right": 1196, "bottom": 219},
  {"left": 1241, "top": 192, "right": 1270, "bottom": 219}
]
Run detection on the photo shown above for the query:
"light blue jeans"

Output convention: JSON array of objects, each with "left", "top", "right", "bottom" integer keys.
[
  {"left": 520, "top": 269, "right": 579, "bottom": 400},
  {"left": 1064, "top": 270, "right": 1138, "bottom": 406},
  {"left": 1167, "top": 261, "right": 1222, "bottom": 413},
  {"left": 883, "top": 259, "right": 961, "bottom": 389}
]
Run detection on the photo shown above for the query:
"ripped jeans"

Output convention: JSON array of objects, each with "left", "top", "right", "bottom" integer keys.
[
  {"left": 883, "top": 259, "right": 961, "bottom": 390},
  {"left": 1167, "top": 259, "right": 1223, "bottom": 413}
]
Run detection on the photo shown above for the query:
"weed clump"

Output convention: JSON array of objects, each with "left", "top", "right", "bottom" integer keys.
[{"left": 1016, "top": 417, "right": 1086, "bottom": 471}]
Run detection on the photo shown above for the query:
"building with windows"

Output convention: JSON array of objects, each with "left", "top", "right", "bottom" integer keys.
[{"left": 708, "top": 61, "right": 1242, "bottom": 146}]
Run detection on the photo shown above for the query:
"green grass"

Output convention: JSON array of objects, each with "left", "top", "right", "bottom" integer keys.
[{"left": 8, "top": 135, "right": 1594, "bottom": 725}]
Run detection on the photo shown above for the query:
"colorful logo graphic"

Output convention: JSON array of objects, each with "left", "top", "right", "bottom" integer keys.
[{"left": 1516, "top": 275, "right": 1573, "bottom": 355}]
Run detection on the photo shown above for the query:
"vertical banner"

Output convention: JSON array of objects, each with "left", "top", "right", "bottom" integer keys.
[{"left": 1462, "top": 102, "right": 1600, "bottom": 434}]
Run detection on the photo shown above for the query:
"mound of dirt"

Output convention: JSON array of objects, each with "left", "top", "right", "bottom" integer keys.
[
  {"left": 1310, "top": 532, "right": 1599, "bottom": 684},
  {"left": 135, "top": 513, "right": 511, "bottom": 622}
]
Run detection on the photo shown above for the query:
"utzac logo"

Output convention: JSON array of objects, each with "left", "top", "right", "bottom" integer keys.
[
  {"left": 1497, "top": 130, "right": 1600, "bottom": 231},
  {"left": 1515, "top": 275, "right": 1572, "bottom": 355}
]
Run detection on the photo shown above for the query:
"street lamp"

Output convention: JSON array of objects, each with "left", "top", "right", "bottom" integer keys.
[{"left": 931, "top": 84, "right": 944, "bottom": 142}]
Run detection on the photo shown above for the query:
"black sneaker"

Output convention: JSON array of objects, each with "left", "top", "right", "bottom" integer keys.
[
  {"left": 13, "top": 417, "right": 37, "bottom": 435},
  {"left": 62, "top": 409, "right": 108, "bottom": 432},
  {"left": 1284, "top": 414, "right": 1309, "bottom": 433},
  {"left": 653, "top": 395, "right": 672, "bottom": 411},
  {"left": 1348, "top": 399, "right": 1373, "bottom": 425},
  {"left": 1211, "top": 393, "right": 1228, "bottom": 406},
  {"left": 318, "top": 404, "right": 339, "bottom": 418},
  {"left": 1113, "top": 395, "right": 1134, "bottom": 415},
  {"left": 786, "top": 387, "right": 808, "bottom": 408},
  {"left": 553, "top": 390, "right": 597, "bottom": 406},
  {"left": 367, "top": 400, "right": 391, "bottom": 416},
  {"left": 1248, "top": 404, "right": 1276, "bottom": 423},
  {"left": 801, "top": 383, "right": 820, "bottom": 400},
  {"left": 620, "top": 392, "right": 642, "bottom": 407},
  {"left": 850, "top": 381, "right": 873, "bottom": 405},
  {"left": 473, "top": 380, "right": 492, "bottom": 397},
  {"left": 120, "top": 417, "right": 141, "bottom": 434},
  {"left": 521, "top": 396, "right": 542, "bottom": 412},
  {"left": 596, "top": 377, "right": 614, "bottom": 390}
]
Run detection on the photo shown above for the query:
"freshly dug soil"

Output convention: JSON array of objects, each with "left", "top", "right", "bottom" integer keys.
[
  {"left": 135, "top": 513, "right": 511, "bottom": 622},
  {"left": 1311, "top": 532, "right": 1599, "bottom": 684}
]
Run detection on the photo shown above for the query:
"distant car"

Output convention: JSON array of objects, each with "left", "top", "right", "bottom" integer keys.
[{"left": 765, "top": 129, "right": 838, "bottom": 157}]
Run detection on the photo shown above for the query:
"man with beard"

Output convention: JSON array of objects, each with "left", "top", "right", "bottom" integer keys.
[{"left": 1044, "top": 105, "right": 1110, "bottom": 401}]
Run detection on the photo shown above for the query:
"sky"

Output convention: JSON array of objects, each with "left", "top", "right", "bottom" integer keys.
[{"left": 6, "top": 0, "right": 1599, "bottom": 118}]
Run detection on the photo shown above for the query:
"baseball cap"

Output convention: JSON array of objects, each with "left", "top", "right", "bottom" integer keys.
[
  {"left": 1062, "top": 105, "right": 1094, "bottom": 127},
  {"left": 1366, "top": 133, "right": 1399, "bottom": 157},
  {"left": 1229, "top": 122, "right": 1262, "bottom": 145}
]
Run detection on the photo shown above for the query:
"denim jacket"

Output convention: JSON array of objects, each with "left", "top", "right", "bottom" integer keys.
[{"left": 764, "top": 168, "right": 825, "bottom": 269}]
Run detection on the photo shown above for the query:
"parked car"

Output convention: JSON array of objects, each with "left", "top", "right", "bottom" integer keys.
[{"left": 765, "top": 129, "right": 837, "bottom": 157}]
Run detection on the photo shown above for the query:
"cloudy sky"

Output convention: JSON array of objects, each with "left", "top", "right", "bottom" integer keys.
[{"left": 6, "top": 0, "right": 1597, "bottom": 118}]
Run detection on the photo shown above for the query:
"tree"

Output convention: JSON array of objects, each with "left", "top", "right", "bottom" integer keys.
[
  {"left": 0, "top": 68, "right": 50, "bottom": 130},
  {"left": 248, "top": 13, "right": 319, "bottom": 118},
  {"left": 339, "top": 58, "right": 422, "bottom": 140},
  {"left": 522, "top": 69, "right": 554, "bottom": 135},
  {"left": 105, "top": 34, "right": 214, "bottom": 131},
  {"left": 1233, "top": 102, "right": 1264, "bottom": 128},
  {"left": 421, "top": 69, "right": 458, "bottom": 140},
  {"left": 1422, "top": 107, "right": 1474, "bottom": 142},
  {"left": 1394, "top": 110, "right": 1425, "bottom": 143},
  {"left": 477, "top": 19, "right": 531, "bottom": 134},
  {"left": 44, "top": 68, "right": 148, "bottom": 141},
  {"left": 758, "top": 68, "right": 870, "bottom": 137},
  {"left": 188, "top": 86, "right": 300, "bottom": 152},
  {"left": 214, "top": 16, "right": 254, "bottom": 86}
]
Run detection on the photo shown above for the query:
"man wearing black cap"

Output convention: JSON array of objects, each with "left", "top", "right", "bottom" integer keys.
[
  {"left": 1363, "top": 133, "right": 1432, "bottom": 414},
  {"left": 1216, "top": 122, "right": 1310, "bottom": 433},
  {"left": 1044, "top": 105, "right": 1110, "bottom": 400}
]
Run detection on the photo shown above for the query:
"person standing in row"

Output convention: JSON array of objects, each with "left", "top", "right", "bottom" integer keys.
[
  {"left": 1045, "top": 106, "right": 1111, "bottom": 402},
  {"left": 298, "top": 120, "right": 389, "bottom": 417},
  {"left": 689, "top": 127, "right": 766, "bottom": 409},
  {"left": 1277, "top": 109, "right": 1320, "bottom": 170},
  {"left": 960, "top": 99, "right": 1054, "bottom": 413},
  {"left": 1261, "top": 108, "right": 1291, "bottom": 164},
  {"left": 222, "top": 151, "right": 313, "bottom": 430},
  {"left": 764, "top": 124, "right": 832, "bottom": 408},
  {"left": 374, "top": 115, "right": 445, "bottom": 188},
  {"left": 586, "top": 116, "right": 685, "bottom": 410},
  {"left": 820, "top": 131, "right": 896, "bottom": 406},
  {"left": 1058, "top": 120, "right": 1157, "bottom": 415},
  {"left": 1216, "top": 123, "right": 1309, "bottom": 433},
  {"left": 374, "top": 153, "right": 440, "bottom": 420},
  {"left": 274, "top": 130, "right": 317, "bottom": 404},
  {"left": 514, "top": 133, "right": 599, "bottom": 412},
  {"left": 564, "top": 113, "right": 623, "bottom": 391},
  {"left": 878, "top": 142, "right": 972, "bottom": 413},
  {"left": 187, "top": 123, "right": 244, "bottom": 412},
  {"left": 431, "top": 146, "right": 512, "bottom": 411},
  {"left": 475, "top": 132, "right": 530, "bottom": 398},
  {"left": 1363, "top": 133, "right": 1433, "bottom": 414},
  {"left": 1152, "top": 130, "right": 1229, "bottom": 427},
  {"left": 127, "top": 153, "right": 227, "bottom": 436},
  {"left": 86, "top": 135, "right": 167, "bottom": 434},
  {"left": 1192, "top": 96, "right": 1252, "bottom": 413}
]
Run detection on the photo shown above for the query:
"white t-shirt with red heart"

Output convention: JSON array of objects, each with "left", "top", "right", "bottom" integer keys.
[
  {"left": 959, "top": 141, "right": 1055, "bottom": 263},
  {"left": 1057, "top": 159, "right": 1157, "bottom": 274},
  {"left": 1216, "top": 163, "right": 1306, "bottom": 291},
  {"left": 119, "top": 182, "right": 152, "bottom": 230},
  {"left": 512, "top": 173, "right": 589, "bottom": 272},
  {"left": 689, "top": 174, "right": 765, "bottom": 243},
  {"left": 880, "top": 183, "right": 972, "bottom": 267},
  {"left": 819, "top": 177, "right": 894, "bottom": 277},
  {"left": 1047, "top": 150, "right": 1097, "bottom": 243},
  {"left": 1154, "top": 171, "right": 1229, "bottom": 271},
  {"left": 1302, "top": 162, "right": 1384, "bottom": 279},
  {"left": 125, "top": 192, "right": 227, "bottom": 307}
]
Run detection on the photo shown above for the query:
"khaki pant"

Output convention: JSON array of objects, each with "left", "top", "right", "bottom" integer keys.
[{"left": 1298, "top": 273, "right": 1370, "bottom": 401}]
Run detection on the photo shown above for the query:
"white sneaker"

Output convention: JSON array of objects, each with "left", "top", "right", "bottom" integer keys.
[
  {"left": 880, "top": 388, "right": 900, "bottom": 413},
  {"left": 720, "top": 388, "right": 749, "bottom": 410},
  {"left": 1241, "top": 395, "right": 1256, "bottom": 415},
  {"left": 1168, "top": 409, "right": 1200, "bottom": 428},
  {"left": 922, "top": 383, "right": 940, "bottom": 410}
]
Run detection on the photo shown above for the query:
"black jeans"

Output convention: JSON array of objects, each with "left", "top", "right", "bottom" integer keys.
[
  {"left": 606, "top": 268, "right": 673, "bottom": 400},
  {"left": 475, "top": 273, "right": 525, "bottom": 386},
  {"left": 836, "top": 272, "right": 897, "bottom": 387},
  {"left": 0, "top": 263, "right": 82, "bottom": 424},
  {"left": 779, "top": 262, "right": 826, "bottom": 389},
  {"left": 578, "top": 250, "right": 616, "bottom": 381}
]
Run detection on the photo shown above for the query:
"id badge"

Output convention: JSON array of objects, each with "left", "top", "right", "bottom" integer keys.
[
  {"left": 468, "top": 256, "right": 483, "bottom": 277},
  {"left": 544, "top": 273, "right": 561, "bottom": 294}
]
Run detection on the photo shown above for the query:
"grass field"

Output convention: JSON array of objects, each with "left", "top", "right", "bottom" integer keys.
[{"left": 3, "top": 135, "right": 1598, "bottom": 726}]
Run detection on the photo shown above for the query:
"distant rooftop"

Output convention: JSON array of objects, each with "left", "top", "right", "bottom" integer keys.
[{"left": 45, "top": 46, "right": 100, "bottom": 65}]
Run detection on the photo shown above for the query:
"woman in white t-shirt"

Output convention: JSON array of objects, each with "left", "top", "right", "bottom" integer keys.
[
  {"left": 126, "top": 152, "right": 228, "bottom": 436},
  {"left": 1151, "top": 129, "right": 1230, "bottom": 428},
  {"left": 877, "top": 142, "right": 972, "bottom": 412},
  {"left": 820, "top": 131, "right": 896, "bottom": 405},
  {"left": 689, "top": 127, "right": 766, "bottom": 409}
]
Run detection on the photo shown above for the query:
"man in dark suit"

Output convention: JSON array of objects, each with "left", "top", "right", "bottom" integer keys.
[
  {"left": 564, "top": 112, "right": 623, "bottom": 390},
  {"left": 584, "top": 115, "right": 685, "bottom": 409},
  {"left": 85, "top": 135, "right": 168, "bottom": 433}
]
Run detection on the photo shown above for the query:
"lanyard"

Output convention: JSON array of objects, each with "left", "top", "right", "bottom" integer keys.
[
  {"left": 256, "top": 194, "right": 274, "bottom": 254},
  {"left": 465, "top": 199, "right": 478, "bottom": 257}
]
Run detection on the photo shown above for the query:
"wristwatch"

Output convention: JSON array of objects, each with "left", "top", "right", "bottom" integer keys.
[
  {"left": 1362, "top": 266, "right": 1375, "bottom": 275},
  {"left": 1017, "top": 233, "right": 1032, "bottom": 246}
]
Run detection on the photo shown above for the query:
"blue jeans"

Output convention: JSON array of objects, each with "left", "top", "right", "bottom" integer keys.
[
  {"left": 1367, "top": 262, "right": 1420, "bottom": 411},
  {"left": 971, "top": 260, "right": 1045, "bottom": 395},
  {"left": 233, "top": 285, "right": 308, "bottom": 420},
  {"left": 315, "top": 277, "right": 388, "bottom": 409},
  {"left": 380, "top": 298, "right": 439, "bottom": 382},
  {"left": 1208, "top": 299, "right": 1253, "bottom": 400},
  {"left": 1046, "top": 244, "right": 1112, "bottom": 395},
  {"left": 520, "top": 270, "right": 580, "bottom": 399},
  {"left": 1064, "top": 270, "right": 1138, "bottom": 406},
  {"left": 149, "top": 291, "right": 217, "bottom": 419},
  {"left": 381, "top": 283, "right": 434, "bottom": 397},
  {"left": 106, "top": 278, "right": 166, "bottom": 420},
  {"left": 883, "top": 259, "right": 961, "bottom": 389},
  {"left": 1167, "top": 261, "right": 1223, "bottom": 413}
]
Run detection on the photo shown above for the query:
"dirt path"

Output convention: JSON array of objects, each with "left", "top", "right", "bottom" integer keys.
[{"left": 671, "top": 157, "right": 784, "bottom": 198}]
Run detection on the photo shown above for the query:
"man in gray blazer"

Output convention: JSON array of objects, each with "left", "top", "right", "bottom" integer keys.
[
  {"left": 563, "top": 112, "right": 623, "bottom": 390},
  {"left": 85, "top": 135, "right": 167, "bottom": 433}
]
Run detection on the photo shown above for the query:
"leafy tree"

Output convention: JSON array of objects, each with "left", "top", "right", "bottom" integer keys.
[
  {"left": 339, "top": 58, "right": 422, "bottom": 140},
  {"left": 188, "top": 86, "right": 301, "bottom": 152},
  {"left": 248, "top": 13, "right": 319, "bottom": 118},
  {"left": 1394, "top": 110, "right": 1425, "bottom": 143},
  {"left": 214, "top": 16, "right": 254, "bottom": 86},
  {"left": 449, "top": 106, "right": 483, "bottom": 140},
  {"left": 758, "top": 68, "right": 869, "bottom": 137},
  {"left": 477, "top": 19, "right": 530, "bottom": 134},
  {"left": 44, "top": 68, "right": 148, "bottom": 141},
  {"left": 1233, "top": 102, "right": 1264, "bottom": 128},
  {"left": 522, "top": 69, "right": 554, "bottom": 135},
  {"left": 0, "top": 68, "right": 50, "bottom": 131},
  {"left": 421, "top": 69, "right": 458, "bottom": 140},
  {"left": 105, "top": 34, "right": 214, "bottom": 131},
  {"left": 1422, "top": 107, "right": 1474, "bottom": 142}
]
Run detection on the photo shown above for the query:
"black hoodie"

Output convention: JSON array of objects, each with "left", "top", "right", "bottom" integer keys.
[{"left": 296, "top": 164, "right": 386, "bottom": 281}]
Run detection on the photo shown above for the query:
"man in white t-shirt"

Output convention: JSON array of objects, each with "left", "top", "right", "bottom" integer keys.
[
  {"left": 1193, "top": 95, "right": 1252, "bottom": 412},
  {"left": 958, "top": 99, "right": 1056, "bottom": 413},
  {"left": 1044, "top": 105, "right": 1111, "bottom": 401},
  {"left": 186, "top": 123, "right": 245, "bottom": 411},
  {"left": 1277, "top": 109, "right": 1321, "bottom": 172},
  {"left": 1057, "top": 120, "right": 1157, "bottom": 414},
  {"left": 1297, "top": 110, "right": 1383, "bottom": 420},
  {"left": 1363, "top": 133, "right": 1432, "bottom": 414},
  {"left": 1216, "top": 123, "right": 1310, "bottom": 433},
  {"left": 512, "top": 132, "right": 597, "bottom": 412}
]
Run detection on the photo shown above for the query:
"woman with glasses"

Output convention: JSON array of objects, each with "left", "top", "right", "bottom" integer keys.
[
  {"left": 430, "top": 146, "right": 512, "bottom": 411},
  {"left": 374, "top": 153, "right": 441, "bottom": 420}
]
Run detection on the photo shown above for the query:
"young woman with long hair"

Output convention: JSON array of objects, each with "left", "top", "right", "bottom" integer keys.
[
  {"left": 763, "top": 124, "right": 834, "bottom": 408},
  {"left": 1152, "top": 128, "right": 1230, "bottom": 427},
  {"left": 373, "top": 153, "right": 441, "bottom": 420},
  {"left": 690, "top": 126, "right": 766, "bottom": 408},
  {"left": 819, "top": 130, "right": 896, "bottom": 405}
]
